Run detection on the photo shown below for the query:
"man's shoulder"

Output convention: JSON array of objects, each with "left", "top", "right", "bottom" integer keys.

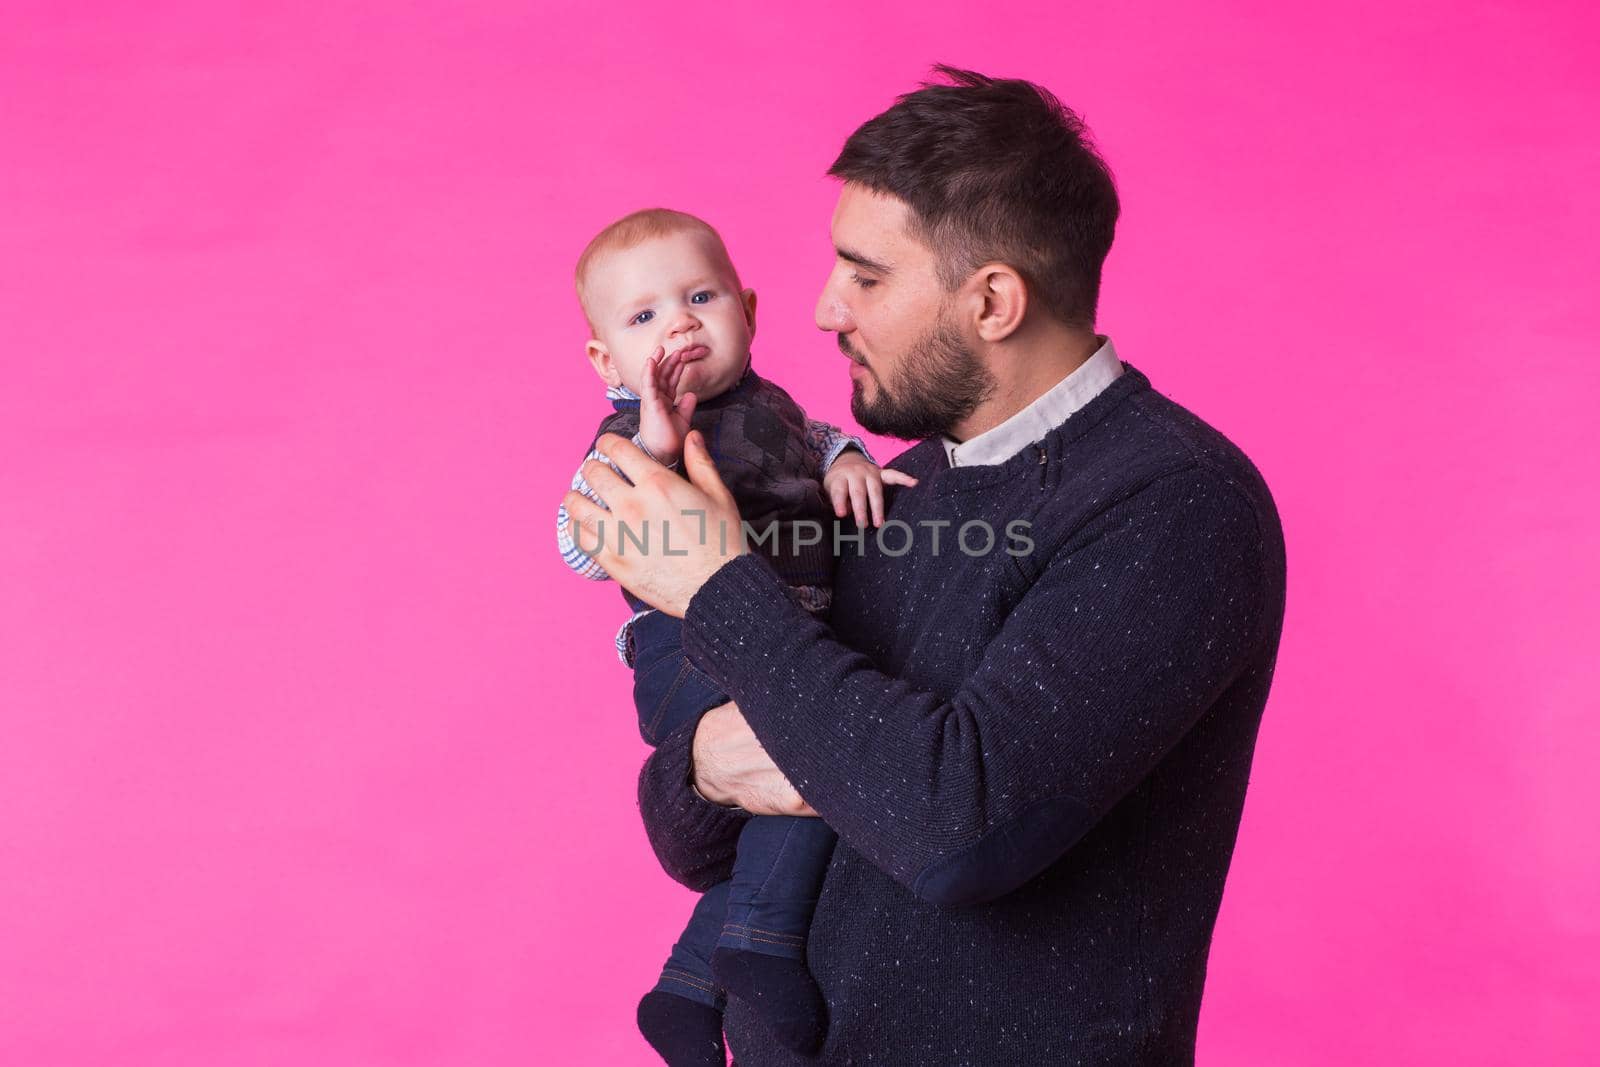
[
  {"left": 1042, "top": 365, "right": 1282, "bottom": 544},
  {"left": 882, "top": 438, "right": 948, "bottom": 480},
  {"left": 1122, "top": 377, "right": 1278, "bottom": 527}
]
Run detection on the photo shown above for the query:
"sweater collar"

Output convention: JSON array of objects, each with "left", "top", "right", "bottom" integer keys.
[{"left": 913, "top": 361, "right": 1151, "bottom": 495}]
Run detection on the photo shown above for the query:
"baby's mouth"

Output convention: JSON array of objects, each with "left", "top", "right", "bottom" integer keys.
[{"left": 673, "top": 343, "right": 710, "bottom": 363}]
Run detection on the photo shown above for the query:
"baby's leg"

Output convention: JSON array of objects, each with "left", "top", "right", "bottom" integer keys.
[
  {"left": 712, "top": 816, "right": 837, "bottom": 1054},
  {"left": 628, "top": 608, "right": 726, "bottom": 745},
  {"left": 638, "top": 881, "right": 729, "bottom": 1067},
  {"left": 626, "top": 607, "right": 734, "bottom": 1064}
]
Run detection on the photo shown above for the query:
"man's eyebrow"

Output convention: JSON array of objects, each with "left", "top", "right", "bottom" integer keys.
[{"left": 835, "top": 245, "right": 893, "bottom": 274}]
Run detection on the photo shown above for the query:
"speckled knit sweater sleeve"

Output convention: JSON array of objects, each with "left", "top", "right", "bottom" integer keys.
[
  {"left": 678, "top": 465, "right": 1272, "bottom": 905},
  {"left": 634, "top": 717, "right": 749, "bottom": 891}
]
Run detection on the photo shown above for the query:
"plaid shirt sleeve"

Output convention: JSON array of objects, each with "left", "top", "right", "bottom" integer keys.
[
  {"left": 804, "top": 419, "right": 876, "bottom": 473},
  {"left": 556, "top": 432, "right": 682, "bottom": 581}
]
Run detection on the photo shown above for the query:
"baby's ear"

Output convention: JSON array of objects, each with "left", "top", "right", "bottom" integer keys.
[
  {"left": 741, "top": 287, "right": 758, "bottom": 338},
  {"left": 585, "top": 339, "right": 622, "bottom": 388}
]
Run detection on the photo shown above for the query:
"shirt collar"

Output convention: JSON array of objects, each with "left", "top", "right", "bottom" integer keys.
[{"left": 941, "top": 336, "right": 1124, "bottom": 468}]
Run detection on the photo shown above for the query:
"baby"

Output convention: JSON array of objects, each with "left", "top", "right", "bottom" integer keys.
[{"left": 555, "top": 208, "right": 913, "bottom": 1065}]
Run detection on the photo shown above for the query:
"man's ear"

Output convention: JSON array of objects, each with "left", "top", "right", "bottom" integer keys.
[
  {"left": 585, "top": 339, "right": 622, "bottom": 388},
  {"left": 741, "top": 287, "right": 758, "bottom": 339},
  {"left": 971, "top": 264, "right": 1028, "bottom": 343}
]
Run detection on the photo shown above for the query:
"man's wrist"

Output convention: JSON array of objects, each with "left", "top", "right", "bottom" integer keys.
[
  {"left": 688, "top": 707, "right": 740, "bottom": 808},
  {"left": 689, "top": 778, "right": 734, "bottom": 807}
]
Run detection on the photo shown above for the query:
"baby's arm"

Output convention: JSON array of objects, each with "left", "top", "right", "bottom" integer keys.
[
  {"left": 805, "top": 419, "right": 874, "bottom": 473},
  {"left": 555, "top": 431, "right": 682, "bottom": 581},
  {"left": 556, "top": 447, "right": 616, "bottom": 581},
  {"left": 635, "top": 347, "right": 698, "bottom": 467},
  {"left": 805, "top": 419, "right": 918, "bottom": 527}
]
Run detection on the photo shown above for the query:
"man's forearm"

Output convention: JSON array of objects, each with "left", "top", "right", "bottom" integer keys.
[
  {"left": 679, "top": 470, "right": 1272, "bottom": 906},
  {"left": 636, "top": 716, "right": 750, "bottom": 890},
  {"left": 688, "top": 702, "right": 818, "bottom": 815}
]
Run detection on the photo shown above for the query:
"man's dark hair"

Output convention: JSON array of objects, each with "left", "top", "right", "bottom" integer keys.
[{"left": 829, "top": 65, "right": 1120, "bottom": 330}]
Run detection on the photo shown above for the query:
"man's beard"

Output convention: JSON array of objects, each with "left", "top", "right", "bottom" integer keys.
[{"left": 843, "top": 315, "right": 995, "bottom": 440}]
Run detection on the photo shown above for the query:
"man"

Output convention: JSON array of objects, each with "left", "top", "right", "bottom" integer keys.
[{"left": 565, "top": 66, "right": 1286, "bottom": 1065}]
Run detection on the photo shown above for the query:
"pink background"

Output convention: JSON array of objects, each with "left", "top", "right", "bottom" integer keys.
[{"left": 3, "top": 2, "right": 1596, "bottom": 1063}]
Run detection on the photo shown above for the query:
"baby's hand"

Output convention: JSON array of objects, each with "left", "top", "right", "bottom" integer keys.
[
  {"left": 823, "top": 450, "right": 918, "bottom": 527},
  {"left": 637, "top": 346, "right": 697, "bottom": 466}
]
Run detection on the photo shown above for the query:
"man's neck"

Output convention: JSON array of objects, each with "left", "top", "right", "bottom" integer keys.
[{"left": 947, "top": 325, "right": 1104, "bottom": 443}]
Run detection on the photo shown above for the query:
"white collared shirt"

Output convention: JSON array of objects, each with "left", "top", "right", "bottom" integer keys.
[{"left": 941, "top": 336, "right": 1124, "bottom": 467}]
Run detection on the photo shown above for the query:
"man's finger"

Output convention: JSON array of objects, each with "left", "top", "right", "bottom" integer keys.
[
  {"left": 562, "top": 490, "right": 611, "bottom": 556},
  {"left": 682, "top": 430, "right": 736, "bottom": 509},
  {"left": 579, "top": 455, "right": 632, "bottom": 501},
  {"left": 594, "top": 432, "right": 663, "bottom": 482}
]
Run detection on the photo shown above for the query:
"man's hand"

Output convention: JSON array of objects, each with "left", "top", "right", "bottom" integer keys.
[
  {"left": 637, "top": 345, "right": 697, "bottom": 466},
  {"left": 563, "top": 431, "right": 746, "bottom": 617},
  {"left": 823, "top": 450, "right": 918, "bottom": 528},
  {"left": 692, "top": 702, "right": 817, "bottom": 817}
]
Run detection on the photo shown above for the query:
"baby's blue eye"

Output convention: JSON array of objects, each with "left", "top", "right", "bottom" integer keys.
[
  {"left": 631, "top": 309, "right": 655, "bottom": 325},
  {"left": 690, "top": 290, "right": 713, "bottom": 304}
]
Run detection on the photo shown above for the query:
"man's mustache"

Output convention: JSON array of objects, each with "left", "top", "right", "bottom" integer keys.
[{"left": 837, "top": 333, "right": 867, "bottom": 365}]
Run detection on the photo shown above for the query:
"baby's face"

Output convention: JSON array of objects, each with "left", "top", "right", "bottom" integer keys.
[{"left": 583, "top": 231, "right": 756, "bottom": 401}]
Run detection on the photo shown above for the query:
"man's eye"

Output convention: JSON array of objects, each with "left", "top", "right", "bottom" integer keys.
[
  {"left": 690, "top": 290, "right": 714, "bottom": 304},
  {"left": 851, "top": 273, "right": 878, "bottom": 290},
  {"left": 631, "top": 309, "right": 655, "bottom": 325}
]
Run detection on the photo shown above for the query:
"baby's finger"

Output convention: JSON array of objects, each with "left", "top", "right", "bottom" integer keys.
[
  {"left": 880, "top": 469, "right": 919, "bottom": 487},
  {"left": 665, "top": 352, "right": 686, "bottom": 398},
  {"left": 640, "top": 354, "right": 661, "bottom": 402},
  {"left": 867, "top": 476, "right": 886, "bottom": 526},
  {"left": 829, "top": 478, "right": 850, "bottom": 518},
  {"left": 848, "top": 478, "right": 868, "bottom": 528}
]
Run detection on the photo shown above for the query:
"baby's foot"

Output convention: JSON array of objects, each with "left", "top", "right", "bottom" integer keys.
[
  {"left": 636, "top": 990, "right": 726, "bottom": 1067},
  {"left": 711, "top": 947, "right": 826, "bottom": 1054}
]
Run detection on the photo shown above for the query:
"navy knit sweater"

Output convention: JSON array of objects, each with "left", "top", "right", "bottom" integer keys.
[{"left": 637, "top": 364, "right": 1286, "bottom": 1065}]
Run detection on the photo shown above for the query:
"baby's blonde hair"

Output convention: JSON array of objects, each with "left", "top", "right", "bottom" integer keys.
[{"left": 574, "top": 208, "right": 741, "bottom": 328}]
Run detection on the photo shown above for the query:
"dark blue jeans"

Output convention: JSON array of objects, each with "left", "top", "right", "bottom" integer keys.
[{"left": 629, "top": 606, "right": 837, "bottom": 1010}]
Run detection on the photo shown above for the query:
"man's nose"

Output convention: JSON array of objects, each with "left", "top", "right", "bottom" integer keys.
[{"left": 815, "top": 280, "right": 853, "bottom": 331}]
